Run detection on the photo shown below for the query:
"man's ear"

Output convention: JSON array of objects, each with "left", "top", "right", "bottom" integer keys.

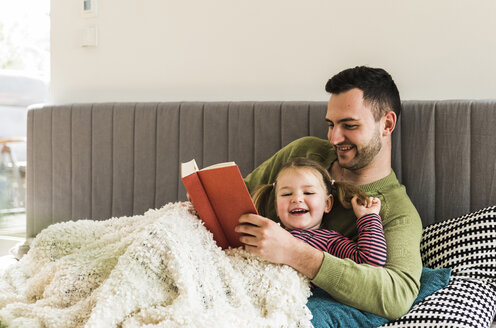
[
  {"left": 324, "top": 194, "right": 334, "bottom": 213},
  {"left": 382, "top": 111, "right": 397, "bottom": 137}
]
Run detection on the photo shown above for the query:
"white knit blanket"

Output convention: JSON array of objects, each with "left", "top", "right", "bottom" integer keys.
[{"left": 0, "top": 202, "right": 312, "bottom": 328}]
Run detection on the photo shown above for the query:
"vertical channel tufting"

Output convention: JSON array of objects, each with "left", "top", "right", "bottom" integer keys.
[
  {"left": 279, "top": 102, "right": 283, "bottom": 149},
  {"left": 435, "top": 101, "right": 471, "bottom": 221},
  {"left": 131, "top": 104, "right": 136, "bottom": 215},
  {"left": 470, "top": 100, "right": 496, "bottom": 211},
  {"left": 25, "top": 101, "right": 496, "bottom": 238},
  {"left": 26, "top": 107, "right": 34, "bottom": 237},
  {"left": 201, "top": 103, "right": 205, "bottom": 169},
  {"left": 227, "top": 102, "right": 231, "bottom": 162},
  {"left": 254, "top": 102, "right": 281, "bottom": 167},
  {"left": 227, "top": 104, "right": 230, "bottom": 164},
  {"left": 133, "top": 103, "right": 158, "bottom": 215},
  {"left": 307, "top": 103, "right": 311, "bottom": 140},
  {"left": 110, "top": 104, "right": 114, "bottom": 218},
  {"left": 281, "top": 102, "right": 310, "bottom": 147},
  {"left": 154, "top": 106, "right": 158, "bottom": 209},
  {"left": 308, "top": 102, "right": 328, "bottom": 139},
  {"left": 71, "top": 104, "right": 92, "bottom": 221},
  {"left": 155, "top": 103, "right": 181, "bottom": 205},
  {"left": 31, "top": 106, "right": 52, "bottom": 237},
  {"left": 52, "top": 105, "right": 72, "bottom": 223},
  {"left": 92, "top": 103, "right": 114, "bottom": 220},
  {"left": 227, "top": 102, "right": 255, "bottom": 176},
  {"left": 252, "top": 103, "right": 256, "bottom": 172},
  {"left": 401, "top": 101, "right": 436, "bottom": 226},
  {"left": 391, "top": 106, "right": 402, "bottom": 183},
  {"left": 178, "top": 102, "right": 204, "bottom": 200},
  {"left": 468, "top": 101, "right": 473, "bottom": 213},
  {"left": 176, "top": 103, "right": 183, "bottom": 201},
  {"left": 112, "top": 103, "right": 135, "bottom": 218},
  {"left": 203, "top": 103, "right": 229, "bottom": 167}
]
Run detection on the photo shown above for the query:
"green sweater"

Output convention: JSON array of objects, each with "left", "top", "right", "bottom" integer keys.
[{"left": 244, "top": 136, "right": 423, "bottom": 320}]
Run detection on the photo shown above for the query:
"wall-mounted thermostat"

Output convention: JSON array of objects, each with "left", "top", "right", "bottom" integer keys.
[{"left": 82, "top": 0, "right": 98, "bottom": 18}]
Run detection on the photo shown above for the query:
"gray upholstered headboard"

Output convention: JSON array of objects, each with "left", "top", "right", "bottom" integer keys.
[{"left": 26, "top": 100, "right": 496, "bottom": 238}]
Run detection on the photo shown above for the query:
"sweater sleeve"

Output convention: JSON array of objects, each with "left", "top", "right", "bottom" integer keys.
[
  {"left": 290, "top": 216, "right": 386, "bottom": 267},
  {"left": 311, "top": 209, "right": 423, "bottom": 320},
  {"left": 353, "top": 213, "right": 387, "bottom": 267}
]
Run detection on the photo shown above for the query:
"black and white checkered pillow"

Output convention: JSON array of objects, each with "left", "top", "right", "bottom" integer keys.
[
  {"left": 381, "top": 279, "right": 496, "bottom": 328},
  {"left": 420, "top": 205, "right": 496, "bottom": 282}
]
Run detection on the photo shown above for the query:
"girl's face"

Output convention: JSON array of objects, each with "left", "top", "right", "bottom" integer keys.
[{"left": 274, "top": 167, "right": 333, "bottom": 230}]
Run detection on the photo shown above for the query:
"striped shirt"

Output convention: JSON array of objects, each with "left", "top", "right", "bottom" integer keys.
[{"left": 289, "top": 213, "right": 387, "bottom": 267}]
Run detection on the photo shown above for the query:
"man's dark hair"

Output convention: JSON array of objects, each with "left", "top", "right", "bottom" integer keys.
[{"left": 325, "top": 66, "right": 401, "bottom": 121}]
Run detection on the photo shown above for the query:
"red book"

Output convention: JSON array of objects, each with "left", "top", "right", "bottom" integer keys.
[{"left": 181, "top": 159, "right": 258, "bottom": 249}]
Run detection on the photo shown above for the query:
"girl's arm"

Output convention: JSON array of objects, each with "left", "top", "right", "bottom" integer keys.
[
  {"left": 322, "top": 196, "right": 386, "bottom": 266},
  {"left": 350, "top": 196, "right": 386, "bottom": 266},
  {"left": 288, "top": 202, "right": 386, "bottom": 267}
]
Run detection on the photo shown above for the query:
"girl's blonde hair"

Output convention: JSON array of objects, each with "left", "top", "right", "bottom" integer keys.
[{"left": 252, "top": 157, "right": 369, "bottom": 217}]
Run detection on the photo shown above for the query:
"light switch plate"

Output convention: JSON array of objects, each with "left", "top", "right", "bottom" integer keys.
[{"left": 82, "top": 25, "right": 98, "bottom": 47}]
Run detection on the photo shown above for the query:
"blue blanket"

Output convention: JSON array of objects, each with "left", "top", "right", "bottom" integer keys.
[{"left": 308, "top": 267, "right": 451, "bottom": 327}]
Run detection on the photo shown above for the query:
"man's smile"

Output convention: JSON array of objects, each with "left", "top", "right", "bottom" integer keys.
[{"left": 335, "top": 144, "right": 355, "bottom": 153}]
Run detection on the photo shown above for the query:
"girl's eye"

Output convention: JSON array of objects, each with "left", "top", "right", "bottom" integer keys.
[
  {"left": 281, "top": 193, "right": 291, "bottom": 197},
  {"left": 304, "top": 192, "right": 315, "bottom": 195}
]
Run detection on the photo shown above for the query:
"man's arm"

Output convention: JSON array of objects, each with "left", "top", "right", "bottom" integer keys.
[
  {"left": 237, "top": 211, "right": 422, "bottom": 320},
  {"left": 312, "top": 212, "right": 423, "bottom": 320}
]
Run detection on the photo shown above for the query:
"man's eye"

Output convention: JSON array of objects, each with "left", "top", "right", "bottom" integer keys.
[{"left": 344, "top": 124, "right": 358, "bottom": 129}]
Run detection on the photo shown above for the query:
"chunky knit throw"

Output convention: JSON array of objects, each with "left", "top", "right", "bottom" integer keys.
[{"left": 0, "top": 202, "right": 312, "bottom": 328}]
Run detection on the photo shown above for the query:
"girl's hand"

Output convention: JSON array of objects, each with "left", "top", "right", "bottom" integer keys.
[{"left": 351, "top": 195, "right": 381, "bottom": 218}]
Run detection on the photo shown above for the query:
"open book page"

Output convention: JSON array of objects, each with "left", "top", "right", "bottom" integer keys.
[
  {"left": 181, "top": 159, "right": 200, "bottom": 178},
  {"left": 181, "top": 159, "right": 236, "bottom": 177},
  {"left": 202, "top": 161, "right": 236, "bottom": 170}
]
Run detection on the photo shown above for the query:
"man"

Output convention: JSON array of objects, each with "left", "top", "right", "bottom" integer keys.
[{"left": 236, "top": 66, "right": 423, "bottom": 320}]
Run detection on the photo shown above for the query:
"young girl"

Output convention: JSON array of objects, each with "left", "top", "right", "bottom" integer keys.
[{"left": 251, "top": 157, "right": 386, "bottom": 267}]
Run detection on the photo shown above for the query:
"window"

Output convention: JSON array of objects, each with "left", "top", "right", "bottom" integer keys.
[{"left": 0, "top": 0, "right": 49, "bottom": 246}]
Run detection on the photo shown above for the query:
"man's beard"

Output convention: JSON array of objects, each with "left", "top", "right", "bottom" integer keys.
[{"left": 335, "top": 129, "right": 382, "bottom": 170}]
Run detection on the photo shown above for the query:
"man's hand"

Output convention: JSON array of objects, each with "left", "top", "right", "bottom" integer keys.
[
  {"left": 236, "top": 214, "right": 294, "bottom": 264},
  {"left": 236, "top": 213, "right": 324, "bottom": 279}
]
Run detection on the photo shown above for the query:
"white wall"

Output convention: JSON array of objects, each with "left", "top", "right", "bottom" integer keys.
[{"left": 50, "top": 0, "right": 496, "bottom": 103}]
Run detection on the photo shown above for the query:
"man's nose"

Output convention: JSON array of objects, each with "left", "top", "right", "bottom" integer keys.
[{"left": 328, "top": 126, "right": 345, "bottom": 145}]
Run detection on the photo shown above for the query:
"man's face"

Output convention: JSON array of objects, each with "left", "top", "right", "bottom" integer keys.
[{"left": 325, "top": 88, "right": 383, "bottom": 170}]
